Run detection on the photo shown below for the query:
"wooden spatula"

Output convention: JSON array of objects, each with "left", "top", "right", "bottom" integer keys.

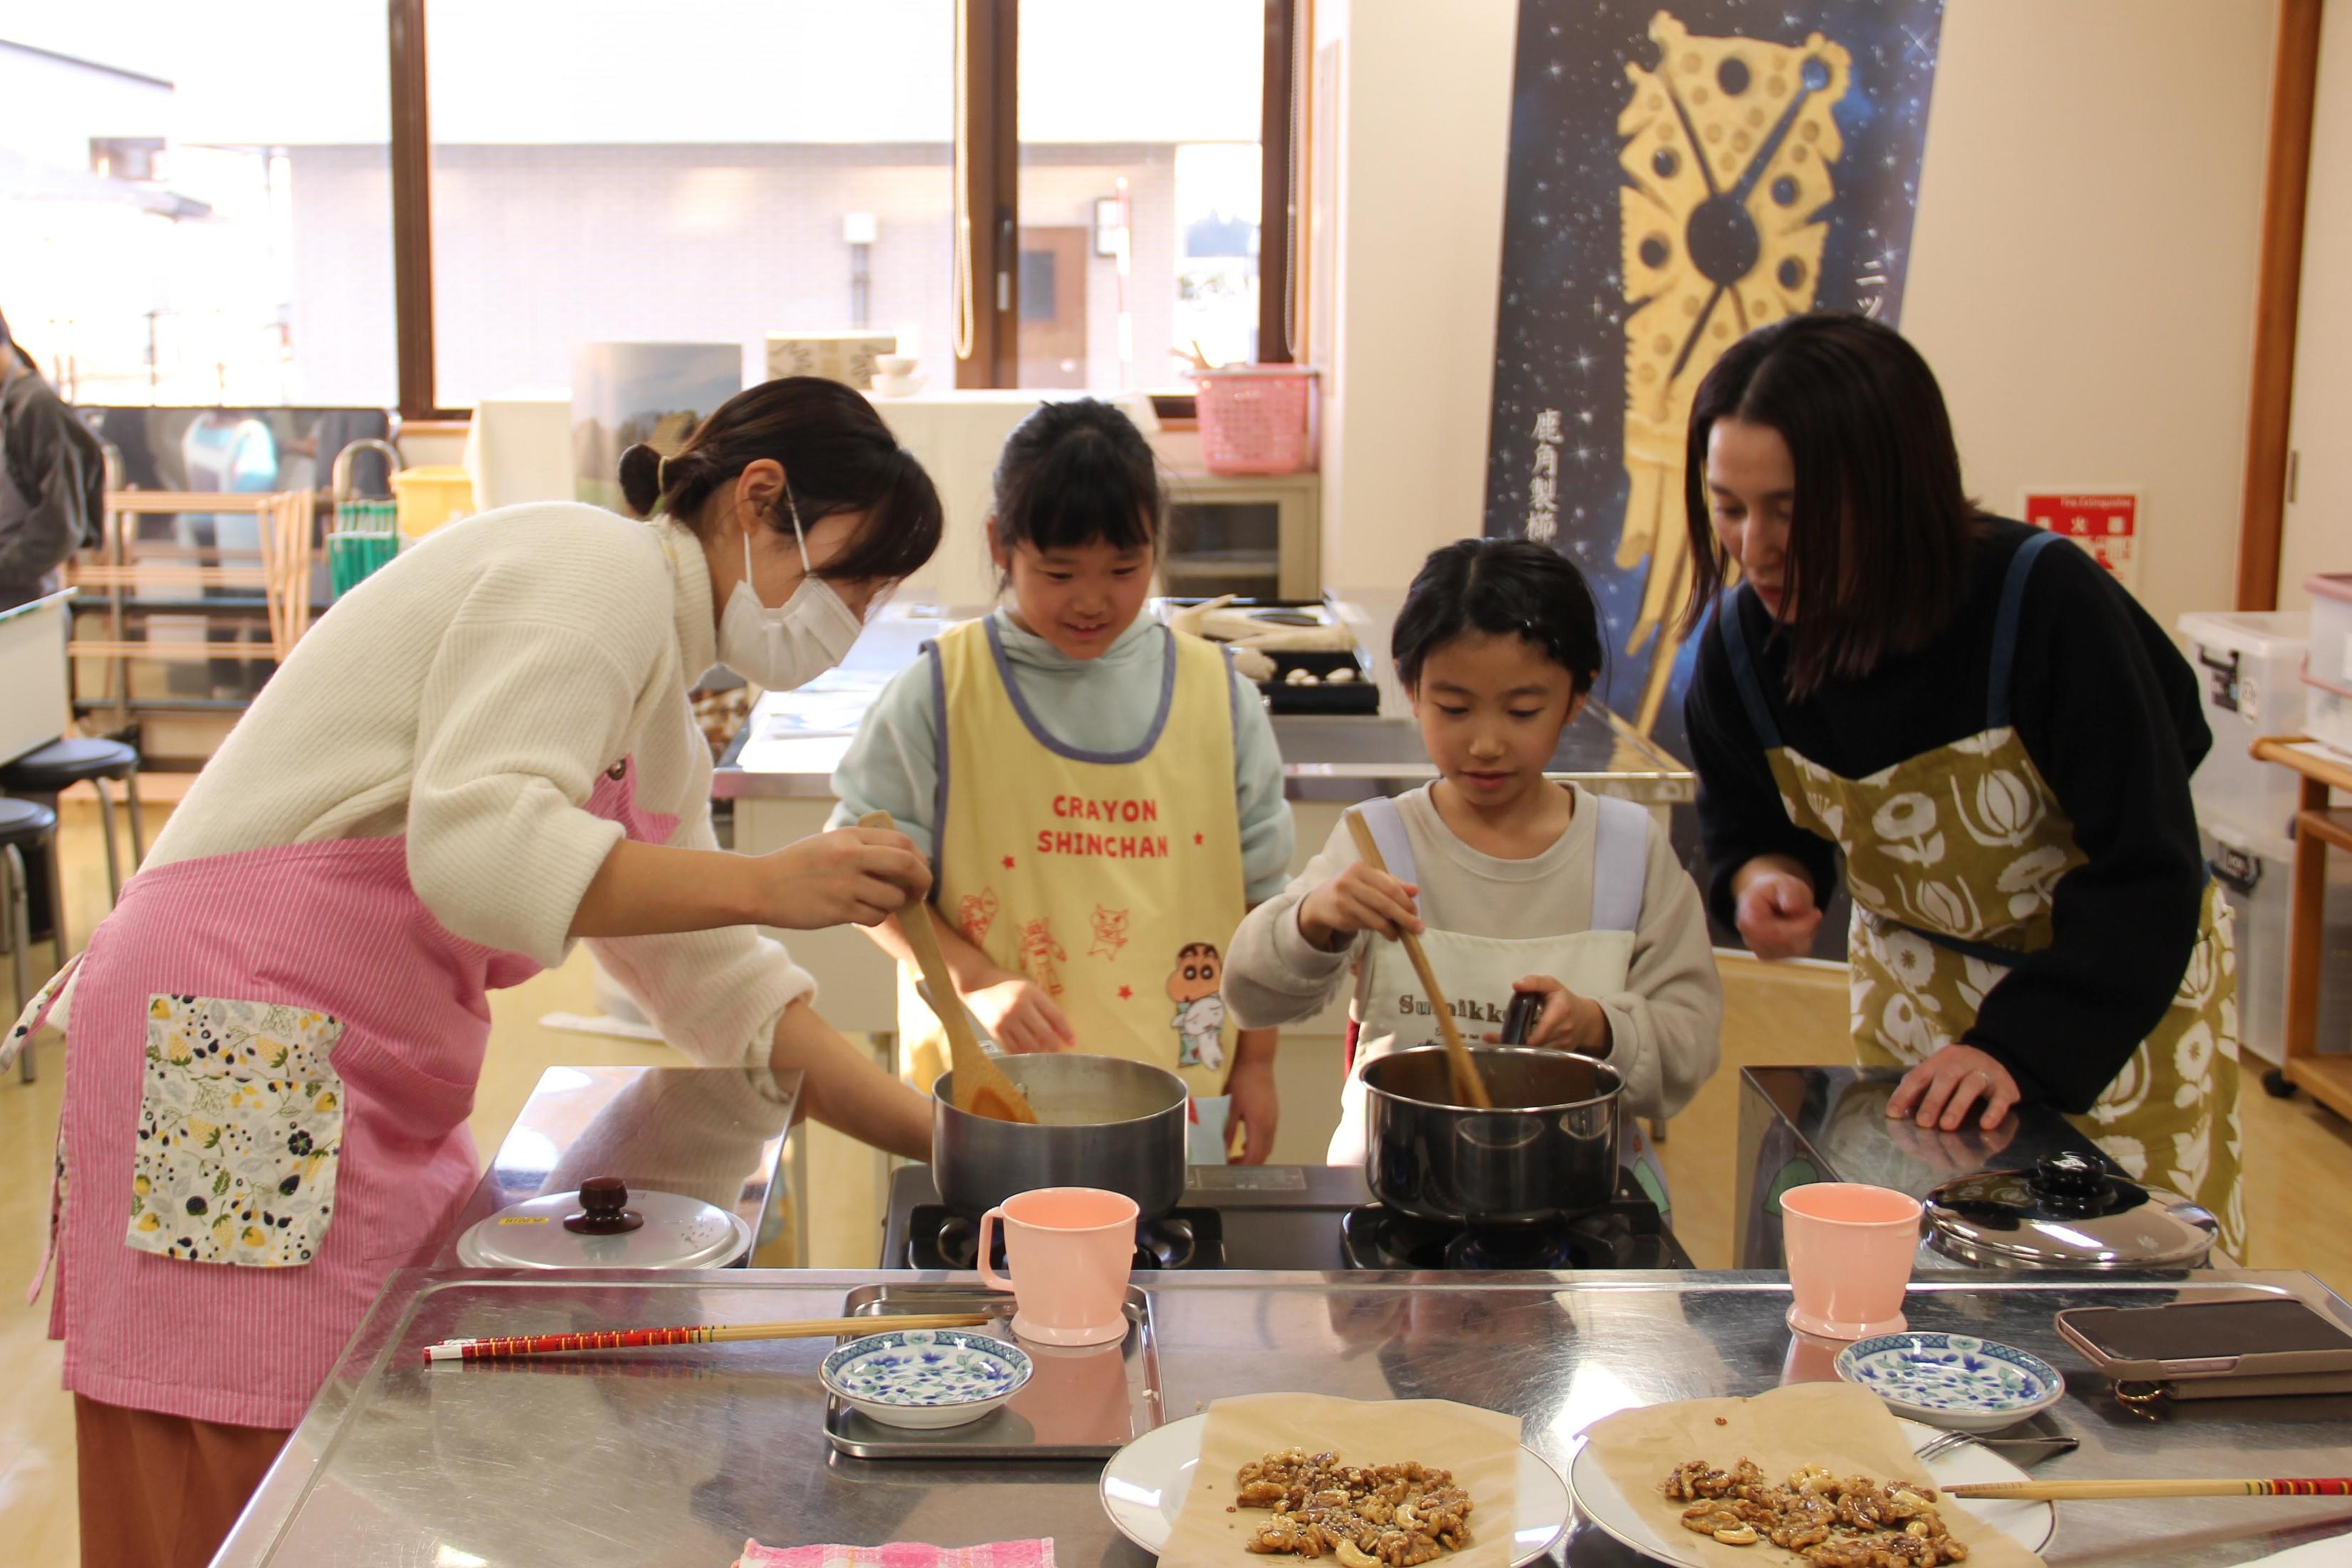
[
  {"left": 859, "top": 812, "right": 1038, "bottom": 1124},
  {"left": 1344, "top": 808, "right": 1495, "bottom": 1110}
]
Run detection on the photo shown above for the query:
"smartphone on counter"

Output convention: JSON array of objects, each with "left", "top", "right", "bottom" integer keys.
[{"left": 2056, "top": 1298, "right": 2352, "bottom": 1400}]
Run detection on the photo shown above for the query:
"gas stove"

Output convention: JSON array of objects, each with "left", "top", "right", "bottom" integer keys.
[{"left": 883, "top": 1165, "right": 1693, "bottom": 1272}]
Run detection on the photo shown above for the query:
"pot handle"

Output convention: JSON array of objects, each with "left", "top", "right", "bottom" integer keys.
[
  {"left": 976, "top": 1206, "right": 1016, "bottom": 1293},
  {"left": 1501, "top": 990, "right": 1543, "bottom": 1046}
]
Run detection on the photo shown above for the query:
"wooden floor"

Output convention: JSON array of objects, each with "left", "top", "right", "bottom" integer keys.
[{"left": 4, "top": 798, "right": 2348, "bottom": 1559}]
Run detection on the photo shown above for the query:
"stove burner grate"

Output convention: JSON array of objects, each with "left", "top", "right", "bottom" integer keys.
[
  {"left": 907, "top": 1205, "right": 1223, "bottom": 1272},
  {"left": 1340, "top": 1198, "right": 1661, "bottom": 1272}
]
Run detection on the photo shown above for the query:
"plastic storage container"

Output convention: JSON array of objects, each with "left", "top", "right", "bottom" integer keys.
[
  {"left": 1195, "top": 366, "right": 1318, "bottom": 475},
  {"left": 2177, "top": 611, "right": 2311, "bottom": 845},
  {"left": 2207, "top": 822, "right": 2352, "bottom": 1066},
  {"left": 2304, "top": 574, "right": 2352, "bottom": 753}
]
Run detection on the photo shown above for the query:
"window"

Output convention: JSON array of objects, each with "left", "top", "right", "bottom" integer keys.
[
  {"left": 0, "top": 11, "right": 396, "bottom": 406},
  {"left": 1014, "top": 0, "right": 1265, "bottom": 391},
  {"left": 421, "top": 0, "right": 955, "bottom": 410}
]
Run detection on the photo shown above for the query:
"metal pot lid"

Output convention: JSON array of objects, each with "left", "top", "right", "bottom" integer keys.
[
  {"left": 458, "top": 1176, "right": 750, "bottom": 1270},
  {"left": 1923, "top": 1152, "right": 2217, "bottom": 1269}
]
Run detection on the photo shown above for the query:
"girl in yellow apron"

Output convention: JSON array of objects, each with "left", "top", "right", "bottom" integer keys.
[
  {"left": 1224, "top": 539, "right": 1723, "bottom": 1212},
  {"left": 832, "top": 399, "right": 1296, "bottom": 1163},
  {"left": 1680, "top": 313, "right": 2244, "bottom": 1253}
]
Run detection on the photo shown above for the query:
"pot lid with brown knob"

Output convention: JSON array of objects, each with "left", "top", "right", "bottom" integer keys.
[{"left": 455, "top": 1175, "right": 752, "bottom": 1269}]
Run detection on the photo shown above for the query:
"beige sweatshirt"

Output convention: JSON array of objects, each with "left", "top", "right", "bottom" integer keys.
[
  {"left": 143, "top": 503, "right": 810, "bottom": 1071},
  {"left": 1221, "top": 783, "right": 1723, "bottom": 1121}
]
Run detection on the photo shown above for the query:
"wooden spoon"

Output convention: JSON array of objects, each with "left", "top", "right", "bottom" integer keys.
[
  {"left": 859, "top": 812, "right": 1038, "bottom": 1124},
  {"left": 1343, "top": 809, "right": 1495, "bottom": 1110}
]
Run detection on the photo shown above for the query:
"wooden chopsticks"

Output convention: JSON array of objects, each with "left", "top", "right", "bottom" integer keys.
[
  {"left": 1946, "top": 1477, "right": 2352, "bottom": 1501},
  {"left": 425, "top": 1312, "right": 992, "bottom": 1363},
  {"left": 1343, "top": 808, "right": 1495, "bottom": 1109}
]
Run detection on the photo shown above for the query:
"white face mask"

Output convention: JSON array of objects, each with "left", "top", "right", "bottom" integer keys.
[{"left": 715, "top": 485, "right": 863, "bottom": 691}]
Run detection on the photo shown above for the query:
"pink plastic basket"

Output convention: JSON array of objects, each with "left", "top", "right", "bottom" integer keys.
[{"left": 1195, "top": 366, "right": 1319, "bottom": 475}]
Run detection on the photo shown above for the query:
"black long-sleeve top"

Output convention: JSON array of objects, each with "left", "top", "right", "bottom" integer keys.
[{"left": 1683, "top": 519, "right": 2212, "bottom": 1113}]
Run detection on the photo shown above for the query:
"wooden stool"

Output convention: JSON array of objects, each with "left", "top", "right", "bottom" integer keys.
[
  {"left": 0, "top": 798, "right": 66, "bottom": 1084},
  {"left": 1, "top": 736, "right": 146, "bottom": 907}
]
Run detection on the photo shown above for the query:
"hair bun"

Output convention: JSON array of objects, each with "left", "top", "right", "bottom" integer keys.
[{"left": 617, "top": 443, "right": 666, "bottom": 517}]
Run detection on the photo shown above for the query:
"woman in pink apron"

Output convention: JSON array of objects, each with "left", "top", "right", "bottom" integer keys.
[{"left": 2, "top": 378, "right": 942, "bottom": 1568}]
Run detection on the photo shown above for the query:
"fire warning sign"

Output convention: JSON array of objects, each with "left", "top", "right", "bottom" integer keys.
[{"left": 2023, "top": 492, "right": 2138, "bottom": 586}]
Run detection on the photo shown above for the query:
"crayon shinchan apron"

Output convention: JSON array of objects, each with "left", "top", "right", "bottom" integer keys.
[
  {"left": 2, "top": 758, "right": 674, "bottom": 1429},
  {"left": 1329, "top": 790, "right": 1671, "bottom": 1221},
  {"left": 1716, "top": 530, "right": 2246, "bottom": 1254},
  {"left": 911, "top": 617, "right": 1248, "bottom": 1165}
]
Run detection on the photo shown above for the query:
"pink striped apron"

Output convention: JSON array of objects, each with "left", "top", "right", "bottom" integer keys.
[{"left": 12, "top": 758, "right": 674, "bottom": 1430}]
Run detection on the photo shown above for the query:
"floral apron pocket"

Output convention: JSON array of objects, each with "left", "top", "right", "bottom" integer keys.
[{"left": 125, "top": 994, "right": 346, "bottom": 1267}]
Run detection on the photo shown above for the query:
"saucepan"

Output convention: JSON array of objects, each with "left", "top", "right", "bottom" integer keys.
[
  {"left": 933, "top": 1053, "right": 1190, "bottom": 1221},
  {"left": 1361, "top": 994, "right": 1624, "bottom": 1226}
]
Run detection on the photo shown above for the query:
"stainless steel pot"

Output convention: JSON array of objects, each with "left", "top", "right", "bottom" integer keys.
[
  {"left": 932, "top": 1053, "right": 1189, "bottom": 1220},
  {"left": 1361, "top": 1045, "right": 1623, "bottom": 1226}
]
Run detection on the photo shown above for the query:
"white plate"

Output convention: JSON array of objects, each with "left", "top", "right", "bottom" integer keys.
[
  {"left": 1566, "top": 1417, "right": 2057, "bottom": 1566},
  {"left": 1100, "top": 1411, "right": 1570, "bottom": 1564}
]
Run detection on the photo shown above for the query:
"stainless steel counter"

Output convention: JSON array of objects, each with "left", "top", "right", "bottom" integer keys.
[
  {"left": 215, "top": 1269, "right": 2352, "bottom": 1566},
  {"left": 434, "top": 1065, "right": 801, "bottom": 1268},
  {"left": 713, "top": 598, "right": 1695, "bottom": 805},
  {"left": 1734, "top": 1066, "right": 2123, "bottom": 1272}
]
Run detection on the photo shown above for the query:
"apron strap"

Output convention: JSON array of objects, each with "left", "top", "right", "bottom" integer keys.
[
  {"left": 1714, "top": 587, "right": 1784, "bottom": 749},
  {"left": 1357, "top": 793, "right": 1418, "bottom": 887},
  {"left": 1885, "top": 917, "right": 2032, "bottom": 969},
  {"left": 1589, "top": 794, "right": 1650, "bottom": 933},
  {"left": 923, "top": 639, "right": 949, "bottom": 890},
  {"left": 1987, "top": 530, "right": 2062, "bottom": 730}
]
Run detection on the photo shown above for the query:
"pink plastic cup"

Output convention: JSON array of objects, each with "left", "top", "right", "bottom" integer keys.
[
  {"left": 1779, "top": 1182, "right": 1922, "bottom": 1340},
  {"left": 978, "top": 1187, "right": 1139, "bottom": 1346}
]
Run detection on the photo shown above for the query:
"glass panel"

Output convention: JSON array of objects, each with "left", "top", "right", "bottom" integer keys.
[
  {"left": 0, "top": 6, "right": 396, "bottom": 406},
  {"left": 425, "top": 0, "right": 955, "bottom": 410},
  {"left": 1165, "top": 498, "right": 1281, "bottom": 602},
  {"left": 1017, "top": 0, "right": 1264, "bottom": 391}
]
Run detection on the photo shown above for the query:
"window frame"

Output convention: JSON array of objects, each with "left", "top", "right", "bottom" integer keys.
[{"left": 385, "top": 0, "right": 1299, "bottom": 421}]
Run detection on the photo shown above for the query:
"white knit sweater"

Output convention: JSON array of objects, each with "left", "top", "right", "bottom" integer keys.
[{"left": 144, "top": 502, "right": 813, "bottom": 1068}]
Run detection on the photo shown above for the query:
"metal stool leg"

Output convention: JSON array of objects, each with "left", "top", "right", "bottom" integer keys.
[
  {"left": 93, "top": 781, "right": 123, "bottom": 907},
  {"left": 4, "top": 845, "right": 31, "bottom": 1084},
  {"left": 124, "top": 763, "right": 148, "bottom": 869},
  {"left": 43, "top": 822, "right": 70, "bottom": 967}
]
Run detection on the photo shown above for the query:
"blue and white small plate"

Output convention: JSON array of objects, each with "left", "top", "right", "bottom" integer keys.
[
  {"left": 822, "top": 1329, "right": 1033, "bottom": 1430},
  {"left": 1835, "top": 1332, "right": 2065, "bottom": 1432}
]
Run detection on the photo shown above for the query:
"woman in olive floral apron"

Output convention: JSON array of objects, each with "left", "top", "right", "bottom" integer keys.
[{"left": 1678, "top": 314, "right": 2244, "bottom": 1254}]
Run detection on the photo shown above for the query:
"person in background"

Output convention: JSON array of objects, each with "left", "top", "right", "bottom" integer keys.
[
  {"left": 831, "top": 398, "right": 1296, "bottom": 1163},
  {"left": 1222, "top": 538, "right": 1722, "bottom": 1214},
  {"left": 1, "top": 378, "right": 943, "bottom": 1568},
  {"left": 1680, "top": 311, "right": 2244, "bottom": 1253},
  {"left": 0, "top": 306, "right": 105, "bottom": 609}
]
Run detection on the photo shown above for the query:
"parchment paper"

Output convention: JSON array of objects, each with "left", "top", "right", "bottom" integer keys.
[
  {"left": 1161, "top": 1393, "right": 1524, "bottom": 1564},
  {"left": 1579, "top": 1383, "right": 2044, "bottom": 1568}
]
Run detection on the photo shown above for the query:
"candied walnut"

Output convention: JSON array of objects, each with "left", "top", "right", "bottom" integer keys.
[
  {"left": 1713, "top": 1523, "right": 1760, "bottom": 1545},
  {"left": 1234, "top": 1448, "right": 1475, "bottom": 1562},
  {"left": 1663, "top": 1458, "right": 1969, "bottom": 1568}
]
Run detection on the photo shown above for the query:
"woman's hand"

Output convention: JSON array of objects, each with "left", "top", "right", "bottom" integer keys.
[
  {"left": 1297, "top": 862, "right": 1423, "bottom": 951},
  {"left": 964, "top": 973, "right": 1076, "bottom": 1054},
  {"left": 755, "top": 827, "right": 931, "bottom": 929},
  {"left": 1732, "top": 856, "right": 1821, "bottom": 960},
  {"left": 1887, "top": 1043, "right": 2021, "bottom": 1131},
  {"left": 1226, "top": 1033, "right": 1281, "bottom": 1165},
  {"left": 1481, "top": 975, "right": 1611, "bottom": 1056}
]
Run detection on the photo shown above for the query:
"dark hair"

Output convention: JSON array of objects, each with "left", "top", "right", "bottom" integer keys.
[
  {"left": 0, "top": 307, "right": 26, "bottom": 372},
  {"left": 1678, "top": 313, "right": 1976, "bottom": 698},
  {"left": 617, "top": 376, "right": 942, "bottom": 586},
  {"left": 989, "top": 398, "right": 1162, "bottom": 559},
  {"left": 1393, "top": 537, "right": 1605, "bottom": 694}
]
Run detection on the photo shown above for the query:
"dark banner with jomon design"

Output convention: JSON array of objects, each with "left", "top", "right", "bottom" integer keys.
[{"left": 1484, "top": 1, "right": 1944, "bottom": 759}]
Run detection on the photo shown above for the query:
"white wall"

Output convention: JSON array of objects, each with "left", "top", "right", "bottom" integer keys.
[
  {"left": 1902, "top": 0, "right": 2274, "bottom": 632},
  {"left": 2279, "top": 1, "right": 2352, "bottom": 613},
  {"left": 1317, "top": 0, "right": 1518, "bottom": 596},
  {"left": 1314, "top": 0, "right": 2279, "bottom": 637}
]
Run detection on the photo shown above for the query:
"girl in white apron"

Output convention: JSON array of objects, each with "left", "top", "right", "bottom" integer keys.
[
  {"left": 831, "top": 400, "right": 1296, "bottom": 1164},
  {"left": 1224, "top": 539, "right": 1723, "bottom": 1214}
]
